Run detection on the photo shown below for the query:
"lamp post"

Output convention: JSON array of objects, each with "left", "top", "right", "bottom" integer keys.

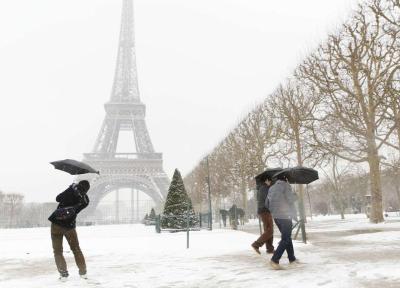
[{"left": 206, "top": 156, "right": 212, "bottom": 230}]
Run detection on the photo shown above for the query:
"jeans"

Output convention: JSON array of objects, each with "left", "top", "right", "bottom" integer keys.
[
  {"left": 271, "top": 218, "right": 296, "bottom": 263},
  {"left": 51, "top": 223, "right": 87, "bottom": 275}
]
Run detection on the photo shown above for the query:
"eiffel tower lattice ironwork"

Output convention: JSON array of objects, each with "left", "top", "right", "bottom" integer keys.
[{"left": 81, "top": 0, "right": 169, "bottom": 221}]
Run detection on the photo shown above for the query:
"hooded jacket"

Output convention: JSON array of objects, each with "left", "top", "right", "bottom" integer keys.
[{"left": 265, "top": 180, "right": 297, "bottom": 219}]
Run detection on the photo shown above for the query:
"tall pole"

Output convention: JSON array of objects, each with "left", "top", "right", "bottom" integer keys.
[
  {"left": 206, "top": 156, "right": 212, "bottom": 230},
  {"left": 131, "top": 188, "right": 134, "bottom": 223},
  {"left": 116, "top": 189, "right": 120, "bottom": 224},
  {"left": 294, "top": 185, "right": 307, "bottom": 243},
  {"left": 136, "top": 190, "right": 139, "bottom": 221}
]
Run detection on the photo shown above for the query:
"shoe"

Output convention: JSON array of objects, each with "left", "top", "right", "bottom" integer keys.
[
  {"left": 270, "top": 260, "right": 284, "bottom": 270},
  {"left": 80, "top": 274, "right": 88, "bottom": 280},
  {"left": 266, "top": 249, "right": 275, "bottom": 254},
  {"left": 251, "top": 243, "right": 261, "bottom": 255},
  {"left": 289, "top": 259, "right": 300, "bottom": 265},
  {"left": 59, "top": 272, "right": 68, "bottom": 282}
]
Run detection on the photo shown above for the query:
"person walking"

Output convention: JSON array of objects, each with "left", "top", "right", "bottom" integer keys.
[
  {"left": 48, "top": 180, "right": 90, "bottom": 281},
  {"left": 228, "top": 204, "right": 239, "bottom": 230},
  {"left": 266, "top": 175, "right": 298, "bottom": 270},
  {"left": 251, "top": 177, "right": 274, "bottom": 254},
  {"left": 219, "top": 209, "right": 228, "bottom": 227}
]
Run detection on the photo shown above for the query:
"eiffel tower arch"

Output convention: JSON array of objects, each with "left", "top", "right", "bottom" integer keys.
[{"left": 81, "top": 0, "right": 169, "bottom": 222}]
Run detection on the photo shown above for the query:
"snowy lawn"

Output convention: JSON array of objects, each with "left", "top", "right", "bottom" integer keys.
[{"left": 0, "top": 214, "right": 400, "bottom": 288}]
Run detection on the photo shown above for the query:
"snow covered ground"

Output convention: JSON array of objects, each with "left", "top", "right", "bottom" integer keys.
[{"left": 1, "top": 214, "right": 400, "bottom": 288}]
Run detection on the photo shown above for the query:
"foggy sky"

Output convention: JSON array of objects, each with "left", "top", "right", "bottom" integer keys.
[{"left": 0, "top": 0, "right": 359, "bottom": 202}]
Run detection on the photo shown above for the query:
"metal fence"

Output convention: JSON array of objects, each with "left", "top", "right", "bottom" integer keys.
[
  {"left": 155, "top": 212, "right": 211, "bottom": 233},
  {"left": 154, "top": 212, "right": 212, "bottom": 249}
]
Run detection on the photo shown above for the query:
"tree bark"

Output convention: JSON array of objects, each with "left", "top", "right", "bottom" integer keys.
[{"left": 366, "top": 136, "right": 384, "bottom": 223}]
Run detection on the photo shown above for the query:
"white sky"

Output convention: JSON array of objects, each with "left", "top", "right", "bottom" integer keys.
[{"left": 0, "top": 0, "right": 359, "bottom": 202}]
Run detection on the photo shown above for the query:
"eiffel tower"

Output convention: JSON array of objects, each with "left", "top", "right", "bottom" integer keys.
[{"left": 81, "top": 0, "right": 169, "bottom": 222}]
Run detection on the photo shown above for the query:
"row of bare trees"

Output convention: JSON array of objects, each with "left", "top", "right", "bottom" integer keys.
[
  {"left": 0, "top": 190, "right": 25, "bottom": 227},
  {"left": 184, "top": 0, "right": 399, "bottom": 223},
  {"left": 0, "top": 190, "right": 56, "bottom": 228}
]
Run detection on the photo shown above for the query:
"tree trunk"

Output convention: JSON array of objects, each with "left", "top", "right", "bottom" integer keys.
[
  {"left": 394, "top": 183, "right": 400, "bottom": 210},
  {"left": 390, "top": 84, "right": 400, "bottom": 151},
  {"left": 367, "top": 141, "right": 384, "bottom": 223},
  {"left": 216, "top": 195, "right": 221, "bottom": 224},
  {"left": 9, "top": 205, "right": 14, "bottom": 228},
  {"left": 332, "top": 158, "right": 345, "bottom": 220},
  {"left": 241, "top": 181, "right": 248, "bottom": 221},
  {"left": 294, "top": 127, "right": 307, "bottom": 223},
  {"left": 339, "top": 197, "right": 345, "bottom": 220}
]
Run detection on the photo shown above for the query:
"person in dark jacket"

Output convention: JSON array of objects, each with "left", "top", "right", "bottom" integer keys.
[
  {"left": 48, "top": 180, "right": 90, "bottom": 281},
  {"left": 219, "top": 209, "right": 228, "bottom": 227},
  {"left": 266, "top": 175, "right": 298, "bottom": 270},
  {"left": 251, "top": 177, "right": 274, "bottom": 254},
  {"left": 228, "top": 204, "right": 239, "bottom": 230}
]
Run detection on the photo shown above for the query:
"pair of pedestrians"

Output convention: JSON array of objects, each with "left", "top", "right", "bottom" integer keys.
[{"left": 251, "top": 175, "right": 298, "bottom": 270}]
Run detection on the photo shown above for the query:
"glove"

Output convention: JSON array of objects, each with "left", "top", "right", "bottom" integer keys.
[{"left": 72, "top": 184, "right": 83, "bottom": 198}]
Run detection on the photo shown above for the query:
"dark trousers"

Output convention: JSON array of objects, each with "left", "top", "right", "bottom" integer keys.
[
  {"left": 222, "top": 216, "right": 227, "bottom": 227},
  {"left": 254, "top": 212, "right": 274, "bottom": 252},
  {"left": 271, "top": 218, "right": 296, "bottom": 263},
  {"left": 51, "top": 223, "right": 87, "bottom": 275}
]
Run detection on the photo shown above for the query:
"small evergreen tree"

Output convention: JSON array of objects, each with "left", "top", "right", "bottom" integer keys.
[
  {"left": 149, "top": 208, "right": 156, "bottom": 220},
  {"left": 161, "top": 169, "right": 198, "bottom": 229}
]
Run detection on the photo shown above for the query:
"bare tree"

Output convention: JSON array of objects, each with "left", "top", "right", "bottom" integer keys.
[
  {"left": 370, "top": 0, "right": 400, "bottom": 29},
  {"left": 184, "top": 162, "right": 209, "bottom": 211},
  {"left": 321, "top": 155, "right": 353, "bottom": 219},
  {"left": 265, "top": 79, "right": 324, "bottom": 223},
  {"left": 369, "top": 0, "right": 400, "bottom": 151},
  {"left": 383, "top": 157, "right": 400, "bottom": 209},
  {"left": 3, "top": 193, "right": 24, "bottom": 227},
  {"left": 299, "top": 4, "right": 398, "bottom": 223},
  {"left": 0, "top": 190, "right": 4, "bottom": 227},
  {"left": 237, "top": 105, "right": 280, "bottom": 174},
  {"left": 222, "top": 130, "right": 251, "bottom": 212},
  {"left": 0, "top": 190, "right": 4, "bottom": 208}
]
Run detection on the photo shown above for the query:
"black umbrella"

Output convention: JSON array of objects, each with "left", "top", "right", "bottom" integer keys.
[
  {"left": 255, "top": 168, "right": 283, "bottom": 184},
  {"left": 50, "top": 159, "right": 99, "bottom": 175},
  {"left": 272, "top": 166, "right": 318, "bottom": 184}
]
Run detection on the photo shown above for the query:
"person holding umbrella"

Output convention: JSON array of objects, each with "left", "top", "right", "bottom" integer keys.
[
  {"left": 266, "top": 173, "right": 298, "bottom": 270},
  {"left": 48, "top": 159, "right": 98, "bottom": 281},
  {"left": 251, "top": 176, "right": 275, "bottom": 255},
  {"left": 48, "top": 180, "right": 90, "bottom": 281}
]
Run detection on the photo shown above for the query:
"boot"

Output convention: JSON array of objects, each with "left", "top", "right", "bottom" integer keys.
[{"left": 251, "top": 242, "right": 261, "bottom": 255}]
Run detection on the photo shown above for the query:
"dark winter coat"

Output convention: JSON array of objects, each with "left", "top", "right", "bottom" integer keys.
[
  {"left": 257, "top": 184, "right": 270, "bottom": 214},
  {"left": 265, "top": 180, "right": 297, "bottom": 219},
  {"left": 48, "top": 185, "right": 89, "bottom": 229}
]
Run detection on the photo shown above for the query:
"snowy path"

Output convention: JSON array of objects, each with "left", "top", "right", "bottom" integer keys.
[
  {"left": 243, "top": 214, "right": 400, "bottom": 288},
  {"left": 0, "top": 214, "right": 400, "bottom": 288}
]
